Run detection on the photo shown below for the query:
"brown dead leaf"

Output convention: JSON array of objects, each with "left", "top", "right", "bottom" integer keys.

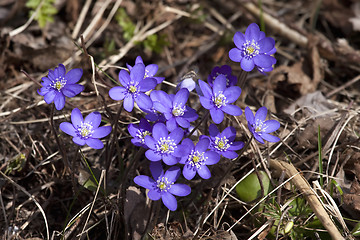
[
  {"left": 125, "top": 186, "right": 151, "bottom": 240},
  {"left": 343, "top": 181, "right": 360, "bottom": 219},
  {"left": 322, "top": 0, "right": 354, "bottom": 35}
]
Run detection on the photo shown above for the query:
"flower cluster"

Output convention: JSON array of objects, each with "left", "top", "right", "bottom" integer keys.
[
  {"left": 37, "top": 22, "right": 280, "bottom": 212},
  {"left": 38, "top": 64, "right": 112, "bottom": 149}
]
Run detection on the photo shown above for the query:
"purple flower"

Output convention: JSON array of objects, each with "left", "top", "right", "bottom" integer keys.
[
  {"left": 134, "top": 162, "right": 191, "bottom": 211},
  {"left": 127, "top": 56, "right": 165, "bottom": 84},
  {"left": 109, "top": 64, "right": 157, "bottom": 112},
  {"left": 60, "top": 108, "right": 112, "bottom": 149},
  {"left": 144, "top": 122, "right": 186, "bottom": 165},
  {"left": 199, "top": 75, "right": 242, "bottom": 124},
  {"left": 245, "top": 106, "right": 280, "bottom": 144},
  {"left": 153, "top": 89, "right": 198, "bottom": 131},
  {"left": 141, "top": 90, "right": 167, "bottom": 123},
  {"left": 229, "top": 23, "right": 276, "bottom": 72},
  {"left": 38, "top": 64, "right": 84, "bottom": 110},
  {"left": 179, "top": 138, "right": 220, "bottom": 180},
  {"left": 128, "top": 118, "right": 152, "bottom": 148},
  {"left": 207, "top": 65, "right": 237, "bottom": 88},
  {"left": 201, "top": 124, "right": 244, "bottom": 159}
]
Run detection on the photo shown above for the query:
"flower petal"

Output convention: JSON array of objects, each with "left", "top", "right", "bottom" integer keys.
[
  {"left": 164, "top": 166, "right": 181, "bottom": 182},
  {"left": 62, "top": 84, "right": 84, "bottom": 97},
  {"left": 253, "top": 54, "right": 275, "bottom": 68},
  {"left": 221, "top": 105, "right": 242, "bottom": 116},
  {"left": 130, "top": 64, "right": 145, "bottom": 83},
  {"left": 176, "top": 117, "right": 190, "bottom": 129},
  {"left": 204, "top": 151, "right": 220, "bottom": 165},
  {"left": 208, "top": 124, "right": 219, "bottom": 137},
  {"left": 199, "top": 96, "right": 213, "bottom": 110},
  {"left": 60, "top": 122, "right": 76, "bottom": 137},
  {"left": 146, "top": 64, "right": 158, "bottom": 76},
  {"left": 195, "top": 138, "right": 210, "bottom": 152},
  {"left": 245, "top": 23, "right": 260, "bottom": 42},
  {"left": 148, "top": 189, "right": 161, "bottom": 201},
  {"left": 229, "top": 48, "right": 243, "bottom": 62},
  {"left": 222, "top": 150, "right": 238, "bottom": 159},
  {"left": 54, "top": 92, "right": 65, "bottom": 110},
  {"left": 263, "top": 120, "right": 280, "bottom": 133},
  {"left": 65, "top": 68, "right": 83, "bottom": 84},
  {"left": 258, "top": 37, "right": 275, "bottom": 53},
  {"left": 245, "top": 107, "right": 255, "bottom": 124},
  {"left": 56, "top": 64, "right": 66, "bottom": 77},
  {"left": 92, "top": 126, "right": 112, "bottom": 138},
  {"left": 163, "top": 155, "right": 179, "bottom": 165},
  {"left": 197, "top": 165, "right": 211, "bottom": 179},
  {"left": 241, "top": 58, "right": 255, "bottom": 72},
  {"left": 152, "top": 123, "right": 168, "bottom": 140},
  {"left": 213, "top": 75, "right": 227, "bottom": 93},
  {"left": 73, "top": 136, "right": 86, "bottom": 146},
  {"left": 85, "top": 138, "right": 104, "bottom": 149},
  {"left": 138, "top": 78, "right": 157, "bottom": 92},
  {"left": 84, "top": 112, "right": 101, "bottom": 128},
  {"left": 198, "top": 80, "right": 212, "bottom": 98},
  {"left": 44, "top": 90, "right": 56, "bottom": 104},
  {"left": 149, "top": 161, "right": 163, "bottom": 180},
  {"left": 223, "top": 86, "right": 241, "bottom": 103},
  {"left": 135, "top": 92, "right": 153, "bottom": 110},
  {"left": 118, "top": 70, "right": 130, "bottom": 86},
  {"left": 134, "top": 175, "right": 155, "bottom": 189},
  {"left": 123, "top": 95, "right": 134, "bottom": 112},
  {"left": 169, "top": 184, "right": 191, "bottom": 197},
  {"left": 71, "top": 108, "right": 83, "bottom": 126},
  {"left": 169, "top": 127, "right": 184, "bottom": 144},
  {"left": 210, "top": 108, "right": 224, "bottom": 124},
  {"left": 109, "top": 86, "right": 127, "bottom": 101},
  {"left": 183, "top": 165, "right": 196, "bottom": 180},
  {"left": 233, "top": 31, "right": 245, "bottom": 49},
  {"left": 166, "top": 117, "right": 177, "bottom": 132},
  {"left": 145, "top": 149, "right": 162, "bottom": 161},
  {"left": 173, "top": 88, "right": 189, "bottom": 106},
  {"left": 261, "top": 133, "right": 280, "bottom": 143},
  {"left": 161, "top": 192, "right": 177, "bottom": 211},
  {"left": 254, "top": 133, "right": 265, "bottom": 144},
  {"left": 255, "top": 106, "right": 268, "bottom": 121},
  {"left": 144, "top": 135, "right": 157, "bottom": 149}
]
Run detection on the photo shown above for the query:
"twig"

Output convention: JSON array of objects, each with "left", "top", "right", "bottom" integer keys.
[{"left": 269, "top": 159, "right": 345, "bottom": 240}]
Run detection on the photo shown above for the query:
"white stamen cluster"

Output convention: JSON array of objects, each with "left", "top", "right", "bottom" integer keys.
[
  {"left": 187, "top": 150, "right": 206, "bottom": 169},
  {"left": 242, "top": 39, "right": 260, "bottom": 59},
  {"left": 172, "top": 104, "right": 186, "bottom": 117},
  {"left": 254, "top": 119, "right": 267, "bottom": 133},
  {"left": 51, "top": 77, "right": 67, "bottom": 91},
  {"left": 212, "top": 92, "right": 227, "bottom": 108},
  {"left": 156, "top": 176, "right": 173, "bottom": 192},
  {"left": 214, "top": 136, "right": 231, "bottom": 151},
  {"left": 77, "top": 122, "right": 94, "bottom": 139},
  {"left": 136, "top": 130, "right": 151, "bottom": 144},
  {"left": 156, "top": 137, "right": 176, "bottom": 154}
]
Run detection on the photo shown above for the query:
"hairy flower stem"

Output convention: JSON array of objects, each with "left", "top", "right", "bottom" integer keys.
[
  {"left": 237, "top": 70, "right": 249, "bottom": 89},
  {"left": 49, "top": 104, "right": 70, "bottom": 174},
  {"left": 187, "top": 111, "right": 209, "bottom": 138}
]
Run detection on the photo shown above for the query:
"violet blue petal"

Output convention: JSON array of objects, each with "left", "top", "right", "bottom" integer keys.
[
  {"left": 197, "top": 165, "right": 211, "bottom": 179},
  {"left": 65, "top": 68, "right": 83, "bottom": 84},
  {"left": 148, "top": 189, "right": 161, "bottom": 201},
  {"left": 134, "top": 175, "right": 155, "bottom": 189},
  {"left": 169, "top": 184, "right": 191, "bottom": 197},
  {"left": 161, "top": 192, "right": 177, "bottom": 211},
  {"left": 59, "top": 122, "right": 76, "bottom": 137},
  {"left": 92, "top": 126, "right": 112, "bottom": 138},
  {"left": 86, "top": 138, "right": 104, "bottom": 149},
  {"left": 229, "top": 48, "right": 243, "bottom": 62}
]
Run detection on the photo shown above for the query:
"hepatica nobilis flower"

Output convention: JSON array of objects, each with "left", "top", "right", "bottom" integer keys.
[
  {"left": 134, "top": 162, "right": 191, "bottom": 211},
  {"left": 201, "top": 124, "right": 244, "bottom": 159},
  {"left": 144, "top": 122, "right": 185, "bottom": 165},
  {"left": 109, "top": 63, "right": 157, "bottom": 112},
  {"left": 199, "top": 75, "right": 242, "bottom": 124},
  {"left": 60, "top": 108, "right": 112, "bottom": 149},
  {"left": 38, "top": 64, "right": 84, "bottom": 110},
  {"left": 128, "top": 118, "right": 152, "bottom": 148},
  {"left": 245, "top": 106, "right": 280, "bottom": 144},
  {"left": 153, "top": 89, "right": 198, "bottom": 131},
  {"left": 179, "top": 138, "right": 220, "bottom": 180},
  {"left": 229, "top": 23, "right": 276, "bottom": 72},
  {"left": 127, "top": 56, "right": 165, "bottom": 84},
  {"left": 207, "top": 65, "right": 237, "bottom": 88}
]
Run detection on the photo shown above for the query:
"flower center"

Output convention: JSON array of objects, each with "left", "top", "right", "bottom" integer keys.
[
  {"left": 156, "top": 176, "right": 173, "bottom": 192},
  {"left": 187, "top": 150, "right": 206, "bottom": 169},
  {"left": 214, "top": 136, "right": 231, "bottom": 151},
  {"left": 243, "top": 40, "right": 260, "bottom": 59},
  {"left": 212, "top": 92, "right": 227, "bottom": 108},
  {"left": 172, "top": 104, "right": 185, "bottom": 117},
  {"left": 77, "top": 122, "right": 94, "bottom": 139},
  {"left": 255, "top": 119, "right": 267, "bottom": 133},
  {"left": 129, "top": 85, "right": 137, "bottom": 93},
  {"left": 156, "top": 137, "right": 176, "bottom": 154},
  {"left": 51, "top": 77, "right": 67, "bottom": 91},
  {"left": 136, "top": 130, "right": 151, "bottom": 144}
]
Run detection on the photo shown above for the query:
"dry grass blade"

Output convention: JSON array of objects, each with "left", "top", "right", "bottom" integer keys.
[
  {"left": 0, "top": 171, "right": 50, "bottom": 240},
  {"left": 269, "top": 159, "right": 345, "bottom": 240}
]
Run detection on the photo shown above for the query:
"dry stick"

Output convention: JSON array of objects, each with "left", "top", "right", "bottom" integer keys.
[
  {"left": 269, "top": 159, "right": 345, "bottom": 240},
  {"left": 326, "top": 75, "right": 360, "bottom": 98}
]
